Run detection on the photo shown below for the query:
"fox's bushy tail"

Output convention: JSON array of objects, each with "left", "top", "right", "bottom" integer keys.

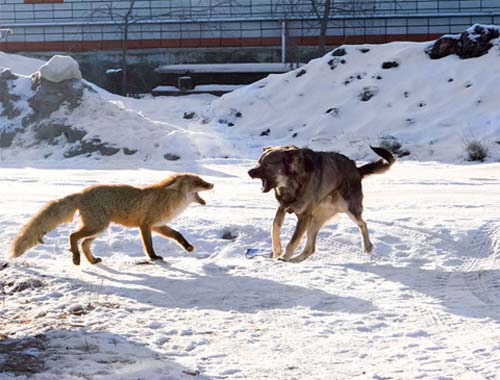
[
  {"left": 10, "top": 194, "right": 80, "bottom": 258},
  {"left": 358, "top": 146, "right": 396, "bottom": 178}
]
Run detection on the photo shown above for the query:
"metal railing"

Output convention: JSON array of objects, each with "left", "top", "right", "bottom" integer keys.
[
  {"left": 0, "top": 0, "right": 498, "bottom": 52},
  {"left": 1, "top": 0, "right": 498, "bottom": 25}
]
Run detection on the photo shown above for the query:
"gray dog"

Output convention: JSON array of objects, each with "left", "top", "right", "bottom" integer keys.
[{"left": 248, "top": 145, "right": 395, "bottom": 262}]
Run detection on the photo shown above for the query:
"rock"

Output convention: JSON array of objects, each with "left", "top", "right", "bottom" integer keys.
[
  {"left": 221, "top": 230, "right": 238, "bottom": 240},
  {"left": 427, "top": 24, "right": 500, "bottom": 59},
  {"left": 123, "top": 147, "right": 138, "bottom": 155},
  {"left": 427, "top": 36, "right": 459, "bottom": 59},
  {"left": 379, "top": 135, "right": 411, "bottom": 157},
  {"left": 381, "top": 61, "right": 399, "bottom": 69},
  {"left": 295, "top": 69, "right": 306, "bottom": 77},
  {"left": 332, "top": 48, "right": 346, "bottom": 56},
  {"left": 64, "top": 138, "right": 120, "bottom": 158},
  {"left": 183, "top": 111, "right": 196, "bottom": 119},
  {"left": 260, "top": 128, "right": 271, "bottom": 136},
  {"left": 0, "top": 69, "right": 21, "bottom": 121},
  {"left": 23, "top": 73, "right": 85, "bottom": 127},
  {"left": 358, "top": 87, "right": 378, "bottom": 102},
  {"left": 164, "top": 153, "right": 181, "bottom": 161},
  {"left": 34, "top": 123, "right": 86, "bottom": 145},
  {"left": 39, "top": 55, "right": 82, "bottom": 83},
  {"left": 457, "top": 24, "right": 499, "bottom": 58}
]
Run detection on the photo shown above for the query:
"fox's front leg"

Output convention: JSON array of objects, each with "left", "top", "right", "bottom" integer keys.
[
  {"left": 272, "top": 206, "right": 286, "bottom": 259},
  {"left": 152, "top": 225, "right": 194, "bottom": 252},
  {"left": 140, "top": 225, "right": 163, "bottom": 261}
]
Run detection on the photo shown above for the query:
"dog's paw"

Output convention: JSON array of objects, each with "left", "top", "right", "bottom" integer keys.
[
  {"left": 151, "top": 255, "right": 164, "bottom": 261},
  {"left": 287, "top": 256, "right": 306, "bottom": 263},
  {"left": 364, "top": 242, "right": 373, "bottom": 254},
  {"left": 272, "top": 251, "right": 282, "bottom": 259}
]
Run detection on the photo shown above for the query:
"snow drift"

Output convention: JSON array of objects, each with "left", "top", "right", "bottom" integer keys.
[
  {"left": 1, "top": 25, "right": 499, "bottom": 163},
  {"left": 205, "top": 25, "right": 500, "bottom": 162},
  {"left": 0, "top": 54, "right": 223, "bottom": 162}
]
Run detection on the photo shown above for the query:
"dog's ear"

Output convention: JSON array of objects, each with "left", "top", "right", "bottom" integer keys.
[{"left": 283, "top": 149, "right": 304, "bottom": 176}]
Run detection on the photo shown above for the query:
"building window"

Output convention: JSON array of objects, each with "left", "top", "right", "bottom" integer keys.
[{"left": 24, "top": 0, "right": 64, "bottom": 3}]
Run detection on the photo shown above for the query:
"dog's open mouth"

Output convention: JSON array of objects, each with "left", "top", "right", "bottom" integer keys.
[
  {"left": 194, "top": 193, "right": 206, "bottom": 205},
  {"left": 261, "top": 179, "right": 273, "bottom": 193}
]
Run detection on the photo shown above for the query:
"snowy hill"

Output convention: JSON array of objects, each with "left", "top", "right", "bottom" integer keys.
[
  {"left": 206, "top": 37, "right": 500, "bottom": 162},
  {"left": 1, "top": 26, "right": 500, "bottom": 164},
  {"left": 0, "top": 55, "right": 225, "bottom": 164}
]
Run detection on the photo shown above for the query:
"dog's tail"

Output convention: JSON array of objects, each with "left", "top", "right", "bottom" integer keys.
[
  {"left": 10, "top": 194, "right": 80, "bottom": 258},
  {"left": 358, "top": 146, "right": 395, "bottom": 178}
]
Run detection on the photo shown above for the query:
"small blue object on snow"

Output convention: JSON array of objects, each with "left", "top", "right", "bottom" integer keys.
[{"left": 245, "top": 248, "right": 272, "bottom": 259}]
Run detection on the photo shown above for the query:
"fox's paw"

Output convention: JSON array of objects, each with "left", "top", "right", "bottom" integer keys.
[
  {"left": 90, "top": 257, "right": 102, "bottom": 265},
  {"left": 72, "top": 253, "right": 81, "bottom": 266},
  {"left": 186, "top": 244, "right": 195, "bottom": 252}
]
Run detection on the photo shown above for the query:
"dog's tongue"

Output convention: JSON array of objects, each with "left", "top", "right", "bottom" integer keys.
[{"left": 194, "top": 193, "right": 206, "bottom": 205}]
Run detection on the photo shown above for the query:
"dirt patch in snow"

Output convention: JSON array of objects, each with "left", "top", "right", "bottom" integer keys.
[{"left": 0, "top": 334, "right": 47, "bottom": 376}]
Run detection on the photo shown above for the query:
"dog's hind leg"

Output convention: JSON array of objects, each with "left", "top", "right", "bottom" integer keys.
[
  {"left": 288, "top": 211, "right": 333, "bottom": 263},
  {"left": 152, "top": 225, "right": 194, "bottom": 252},
  {"left": 346, "top": 205, "right": 373, "bottom": 254},
  {"left": 272, "top": 206, "right": 286, "bottom": 259},
  {"left": 281, "top": 214, "right": 312, "bottom": 261}
]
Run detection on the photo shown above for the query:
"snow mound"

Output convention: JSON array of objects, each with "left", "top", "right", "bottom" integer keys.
[
  {"left": 39, "top": 55, "right": 82, "bottom": 82},
  {"left": 0, "top": 55, "right": 226, "bottom": 162},
  {"left": 204, "top": 25, "right": 500, "bottom": 162},
  {"left": 0, "top": 51, "right": 46, "bottom": 76}
]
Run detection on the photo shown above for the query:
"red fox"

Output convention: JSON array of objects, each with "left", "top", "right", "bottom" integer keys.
[{"left": 10, "top": 173, "right": 214, "bottom": 265}]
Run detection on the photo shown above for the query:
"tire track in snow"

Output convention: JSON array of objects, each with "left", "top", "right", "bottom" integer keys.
[
  {"left": 369, "top": 220, "right": 457, "bottom": 330},
  {"left": 448, "top": 222, "right": 500, "bottom": 309},
  {"left": 443, "top": 222, "right": 500, "bottom": 380},
  {"left": 368, "top": 221, "right": 500, "bottom": 379}
]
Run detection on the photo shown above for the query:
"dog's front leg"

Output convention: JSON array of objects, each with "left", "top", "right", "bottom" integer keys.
[
  {"left": 272, "top": 206, "right": 286, "bottom": 259},
  {"left": 280, "top": 213, "right": 312, "bottom": 261}
]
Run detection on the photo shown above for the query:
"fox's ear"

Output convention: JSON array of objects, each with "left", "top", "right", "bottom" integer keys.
[
  {"left": 262, "top": 146, "right": 273, "bottom": 152},
  {"left": 163, "top": 176, "right": 179, "bottom": 189}
]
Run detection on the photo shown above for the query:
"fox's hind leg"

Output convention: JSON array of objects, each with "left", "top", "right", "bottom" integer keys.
[
  {"left": 70, "top": 225, "right": 107, "bottom": 265},
  {"left": 81, "top": 237, "right": 102, "bottom": 264}
]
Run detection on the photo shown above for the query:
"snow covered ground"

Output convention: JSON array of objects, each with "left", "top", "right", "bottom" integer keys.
[
  {"left": 1, "top": 31, "right": 500, "bottom": 379},
  {"left": 1, "top": 160, "right": 500, "bottom": 379}
]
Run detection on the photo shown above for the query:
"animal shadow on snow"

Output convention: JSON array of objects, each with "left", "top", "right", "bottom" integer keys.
[
  {"left": 0, "top": 328, "right": 208, "bottom": 379},
  {"left": 342, "top": 261, "right": 500, "bottom": 322},
  {"left": 84, "top": 263, "right": 375, "bottom": 314}
]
